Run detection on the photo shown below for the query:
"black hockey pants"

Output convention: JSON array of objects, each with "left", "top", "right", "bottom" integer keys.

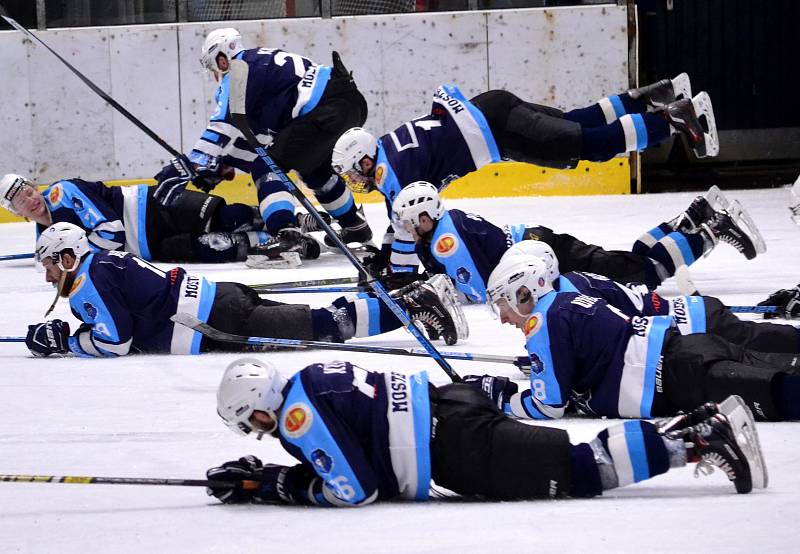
[
  {"left": 430, "top": 384, "right": 572, "bottom": 499},
  {"left": 702, "top": 296, "right": 800, "bottom": 353}
]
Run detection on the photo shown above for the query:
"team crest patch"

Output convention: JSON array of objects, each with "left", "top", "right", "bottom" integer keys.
[
  {"left": 311, "top": 448, "right": 334, "bottom": 474},
  {"left": 375, "top": 163, "right": 386, "bottom": 186},
  {"left": 69, "top": 274, "right": 86, "bottom": 296},
  {"left": 456, "top": 266, "right": 471, "bottom": 284},
  {"left": 523, "top": 313, "right": 543, "bottom": 337},
  {"left": 48, "top": 185, "right": 63, "bottom": 206},
  {"left": 434, "top": 233, "right": 458, "bottom": 258},
  {"left": 71, "top": 196, "right": 84, "bottom": 210},
  {"left": 282, "top": 402, "right": 313, "bottom": 438},
  {"left": 83, "top": 301, "right": 97, "bottom": 320}
]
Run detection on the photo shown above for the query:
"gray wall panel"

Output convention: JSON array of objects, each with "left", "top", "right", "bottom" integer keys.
[{"left": 0, "top": 34, "right": 35, "bottom": 176}]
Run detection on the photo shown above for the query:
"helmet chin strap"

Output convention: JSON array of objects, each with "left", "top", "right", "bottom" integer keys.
[{"left": 44, "top": 254, "right": 80, "bottom": 318}]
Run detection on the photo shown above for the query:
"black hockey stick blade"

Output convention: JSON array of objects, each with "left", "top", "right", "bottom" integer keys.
[{"left": 1, "top": 14, "right": 181, "bottom": 158}]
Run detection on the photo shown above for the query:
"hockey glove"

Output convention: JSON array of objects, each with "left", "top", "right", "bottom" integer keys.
[
  {"left": 462, "top": 374, "right": 519, "bottom": 411},
  {"left": 26, "top": 319, "right": 70, "bottom": 357},
  {"left": 361, "top": 244, "right": 391, "bottom": 278},
  {"left": 758, "top": 284, "right": 800, "bottom": 319},
  {"left": 206, "top": 455, "right": 315, "bottom": 505},
  {"left": 153, "top": 156, "right": 193, "bottom": 207}
]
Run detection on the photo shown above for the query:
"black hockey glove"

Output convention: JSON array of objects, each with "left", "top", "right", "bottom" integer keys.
[
  {"left": 206, "top": 455, "right": 316, "bottom": 505},
  {"left": 26, "top": 319, "right": 70, "bottom": 357},
  {"left": 758, "top": 284, "right": 800, "bottom": 319},
  {"left": 153, "top": 155, "right": 229, "bottom": 207},
  {"left": 361, "top": 244, "right": 390, "bottom": 279},
  {"left": 462, "top": 374, "right": 519, "bottom": 410}
]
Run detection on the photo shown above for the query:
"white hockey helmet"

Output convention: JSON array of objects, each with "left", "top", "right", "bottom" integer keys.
[
  {"left": 331, "top": 127, "right": 378, "bottom": 193},
  {"left": 507, "top": 240, "right": 560, "bottom": 283},
  {"left": 216, "top": 358, "right": 288, "bottom": 439},
  {"left": 486, "top": 252, "right": 552, "bottom": 318},
  {"left": 392, "top": 181, "right": 445, "bottom": 230},
  {"left": 200, "top": 28, "right": 244, "bottom": 76},
  {"left": 35, "top": 222, "right": 91, "bottom": 272},
  {"left": 0, "top": 173, "right": 32, "bottom": 216}
]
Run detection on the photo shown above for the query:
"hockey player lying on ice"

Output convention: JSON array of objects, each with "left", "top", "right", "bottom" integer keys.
[
  {"left": 204, "top": 358, "right": 766, "bottom": 506},
  {"left": 23, "top": 222, "right": 466, "bottom": 358},
  {"left": 331, "top": 74, "right": 720, "bottom": 276},
  {"left": 469, "top": 250, "right": 800, "bottom": 422},
  {"left": 388, "top": 181, "right": 764, "bottom": 299}
]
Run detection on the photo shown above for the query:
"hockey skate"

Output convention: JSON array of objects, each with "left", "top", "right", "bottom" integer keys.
[
  {"left": 296, "top": 211, "right": 332, "bottom": 234},
  {"left": 665, "top": 92, "right": 719, "bottom": 158},
  {"left": 245, "top": 227, "right": 321, "bottom": 269},
  {"left": 629, "top": 72, "right": 692, "bottom": 108},
  {"left": 324, "top": 205, "right": 374, "bottom": 248},
  {"left": 663, "top": 397, "right": 761, "bottom": 494},
  {"left": 670, "top": 185, "right": 730, "bottom": 233},
  {"left": 700, "top": 202, "right": 766, "bottom": 260},
  {"left": 391, "top": 275, "right": 469, "bottom": 346}
]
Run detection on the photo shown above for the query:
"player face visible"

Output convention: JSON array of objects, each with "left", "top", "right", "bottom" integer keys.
[
  {"left": 493, "top": 286, "right": 535, "bottom": 329},
  {"left": 11, "top": 183, "right": 49, "bottom": 222},
  {"left": 402, "top": 214, "right": 435, "bottom": 241},
  {"left": 249, "top": 409, "right": 278, "bottom": 435},
  {"left": 339, "top": 156, "right": 376, "bottom": 193},
  {"left": 41, "top": 253, "right": 78, "bottom": 297}
]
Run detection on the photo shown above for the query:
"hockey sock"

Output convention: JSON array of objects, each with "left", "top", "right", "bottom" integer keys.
[
  {"left": 580, "top": 112, "right": 671, "bottom": 161},
  {"left": 253, "top": 160, "right": 297, "bottom": 234},
  {"left": 330, "top": 294, "right": 403, "bottom": 338},
  {"left": 773, "top": 374, "right": 800, "bottom": 420},
  {"left": 565, "top": 93, "right": 647, "bottom": 127},
  {"left": 305, "top": 170, "right": 359, "bottom": 228},
  {"left": 588, "top": 420, "right": 671, "bottom": 491},
  {"left": 642, "top": 231, "right": 706, "bottom": 276},
  {"left": 632, "top": 223, "right": 674, "bottom": 255},
  {"left": 211, "top": 202, "right": 260, "bottom": 232},
  {"left": 390, "top": 238, "right": 419, "bottom": 273}
]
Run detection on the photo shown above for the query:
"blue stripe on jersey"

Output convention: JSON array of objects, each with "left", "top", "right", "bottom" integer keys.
[
  {"left": 69, "top": 253, "right": 121, "bottom": 348},
  {"left": 525, "top": 291, "right": 562, "bottom": 405},
  {"left": 366, "top": 297, "right": 381, "bottom": 336},
  {"left": 280, "top": 379, "right": 370, "bottom": 505},
  {"left": 134, "top": 185, "right": 151, "bottom": 261},
  {"left": 623, "top": 421, "right": 650, "bottom": 483},
  {"left": 299, "top": 65, "right": 332, "bottom": 116},
  {"left": 640, "top": 315, "right": 672, "bottom": 417},
  {"left": 375, "top": 141, "right": 403, "bottom": 208},
  {"left": 47, "top": 181, "right": 107, "bottom": 228},
  {"left": 439, "top": 84, "right": 501, "bottom": 163},
  {"left": 190, "top": 279, "right": 217, "bottom": 355},
  {"left": 409, "top": 371, "right": 432, "bottom": 500},
  {"left": 631, "top": 113, "right": 648, "bottom": 150},
  {"left": 557, "top": 275, "right": 580, "bottom": 293},
  {"left": 429, "top": 210, "right": 487, "bottom": 302},
  {"left": 392, "top": 240, "right": 417, "bottom": 253},
  {"left": 686, "top": 295, "right": 707, "bottom": 333},
  {"left": 609, "top": 95, "right": 626, "bottom": 119},
  {"left": 211, "top": 74, "right": 231, "bottom": 122},
  {"left": 201, "top": 130, "right": 221, "bottom": 143}
]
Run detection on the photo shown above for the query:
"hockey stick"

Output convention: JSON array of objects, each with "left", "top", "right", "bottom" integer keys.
[
  {"left": 247, "top": 276, "right": 360, "bottom": 292},
  {"left": 0, "top": 253, "right": 34, "bottom": 261},
  {"left": 228, "top": 117, "right": 462, "bottom": 383},
  {"left": 727, "top": 305, "right": 779, "bottom": 314},
  {"left": 0, "top": 14, "right": 183, "bottom": 159},
  {"left": 0, "top": 473, "right": 257, "bottom": 490},
  {"left": 259, "top": 286, "right": 365, "bottom": 294},
  {"left": 171, "top": 313, "right": 527, "bottom": 370},
  {"left": 0, "top": 337, "right": 24, "bottom": 342}
]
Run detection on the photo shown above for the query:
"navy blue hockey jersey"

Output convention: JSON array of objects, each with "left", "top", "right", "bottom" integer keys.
[
  {"left": 278, "top": 362, "right": 431, "bottom": 506},
  {"left": 557, "top": 272, "right": 707, "bottom": 335},
  {"left": 40, "top": 179, "right": 152, "bottom": 259},
  {"left": 507, "top": 290, "right": 673, "bottom": 420},
  {"left": 417, "top": 208, "right": 526, "bottom": 302},
  {"left": 190, "top": 47, "right": 331, "bottom": 172},
  {"left": 66, "top": 250, "right": 216, "bottom": 357}
]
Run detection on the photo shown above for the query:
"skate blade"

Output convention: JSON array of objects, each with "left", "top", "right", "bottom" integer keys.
[
  {"left": 718, "top": 395, "right": 769, "bottom": 489},
  {"left": 704, "top": 184, "right": 731, "bottom": 211},
  {"left": 245, "top": 251, "right": 302, "bottom": 269},
  {"left": 426, "top": 274, "right": 470, "bottom": 341},
  {"left": 674, "top": 265, "right": 699, "bottom": 296},
  {"left": 728, "top": 200, "right": 767, "bottom": 255},
  {"left": 790, "top": 175, "right": 800, "bottom": 225},
  {"left": 691, "top": 92, "right": 719, "bottom": 158},
  {"left": 671, "top": 72, "right": 692, "bottom": 102}
]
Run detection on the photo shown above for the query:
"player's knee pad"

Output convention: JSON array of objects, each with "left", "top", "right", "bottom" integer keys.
[
  {"left": 169, "top": 190, "right": 223, "bottom": 234},
  {"left": 591, "top": 420, "right": 670, "bottom": 489}
]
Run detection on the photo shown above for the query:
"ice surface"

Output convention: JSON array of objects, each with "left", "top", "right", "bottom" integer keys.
[{"left": 0, "top": 188, "right": 798, "bottom": 553}]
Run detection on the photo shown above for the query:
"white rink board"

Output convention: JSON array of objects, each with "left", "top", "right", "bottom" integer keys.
[
  {"left": 0, "top": 188, "right": 798, "bottom": 553},
  {"left": 0, "top": 5, "right": 627, "bottom": 182}
]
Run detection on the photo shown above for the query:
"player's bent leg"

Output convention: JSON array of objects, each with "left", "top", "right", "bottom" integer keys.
[
  {"left": 161, "top": 189, "right": 224, "bottom": 234},
  {"left": 703, "top": 296, "right": 800, "bottom": 353},
  {"left": 251, "top": 157, "right": 297, "bottom": 234},
  {"left": 429, "top": 383, "right": 573, "bottom": 499}
]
